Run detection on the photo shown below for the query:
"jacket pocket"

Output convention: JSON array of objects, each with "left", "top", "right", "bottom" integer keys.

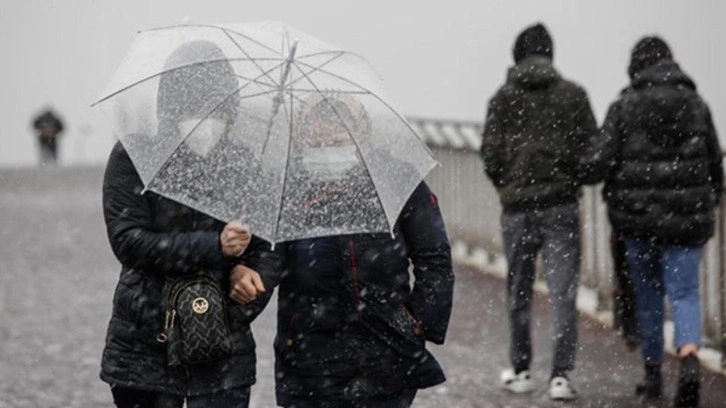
[
  {"left": 113, "top": 272, "right": 143, "bottom": 324},
  {"left": 360, "top": 301, "right": 425, "bottom": 358}
]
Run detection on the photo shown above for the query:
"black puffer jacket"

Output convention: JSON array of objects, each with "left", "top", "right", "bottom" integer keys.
[
  {"left": 480, "top": 56, "right": 598, "bottom": 212},
  {"left": 592, "top": 60, "right": 723, "bottom": 245},
  {"left": 100, "top": 142, "right": 280, "bottom": 396},
  {"left": 271, "top": 182, "right": 453, "bottom": 405}
]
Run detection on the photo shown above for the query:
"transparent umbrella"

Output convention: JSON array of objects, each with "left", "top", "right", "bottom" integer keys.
[{"left": 93, "top": 21, "right": 437, "bottom": 244}]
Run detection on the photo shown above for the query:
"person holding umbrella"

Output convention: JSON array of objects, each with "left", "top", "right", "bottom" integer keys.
[
  {"left": 96, "top": 22, "right": 448, "bottom": 407},
  {"left": 100, "top": 40, "right": 280, "bottom": 408},
  {"left": 231, "top": 94, "right": 455, "bottom": 408}
]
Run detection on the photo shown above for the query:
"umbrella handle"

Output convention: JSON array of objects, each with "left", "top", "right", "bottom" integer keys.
[
  {"left": 238, "top": 219, "right": 250, "bottom": 236},
  {"left": 235, "top": 219, "right": 251, "bottom": 257}
]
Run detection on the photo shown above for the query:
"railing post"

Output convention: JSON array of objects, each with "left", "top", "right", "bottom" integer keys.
[{"left": 720, "top": 197, "right": 726, "bottom": 370}]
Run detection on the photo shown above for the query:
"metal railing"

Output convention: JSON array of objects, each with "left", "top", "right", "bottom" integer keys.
[{"left": 411, "top": 117, "right": 726, "bottom": 369}]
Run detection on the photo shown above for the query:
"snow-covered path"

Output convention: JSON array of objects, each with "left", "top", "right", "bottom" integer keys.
[{"left": 2, "top": 167, "right": 725, "bottom": 407}]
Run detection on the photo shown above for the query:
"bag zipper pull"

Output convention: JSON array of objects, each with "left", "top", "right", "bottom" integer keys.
[{"left": 156, "top": 309, "right": 176, "bottom": 343}]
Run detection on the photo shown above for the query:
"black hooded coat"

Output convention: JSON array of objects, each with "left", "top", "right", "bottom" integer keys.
[
  {"left": 271, "top": 181, "right": 454, "bottom": 405},
  {"left": 589, "top": 60, "right": 723, "bottom": 245},
  {"left": 480, "top": 56, "right": 598, "bottom": 212},
  {"left": 100, "top": 41, "right": 281, "bottom": 396}
]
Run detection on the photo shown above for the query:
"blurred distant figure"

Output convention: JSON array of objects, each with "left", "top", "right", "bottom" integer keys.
[
  {"left": 32, "top": 109, "right": 64, "bottom": 165},
  {"left": 480, "top": 22, "right": 598, "bottom": 401},
  {"left": 584, "top": 36, "right": 723, "bottom": 408}
]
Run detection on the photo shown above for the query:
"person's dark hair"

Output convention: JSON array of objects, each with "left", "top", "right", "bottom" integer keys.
[
  {"left": 513, "top": 23, "right": 553, "bottom": 64},
  {"left": 157, "top": 40, "right": 239, "bottom": 133},
  {"left": 628, "top": 36, "right": 672, "bottom": 79}
]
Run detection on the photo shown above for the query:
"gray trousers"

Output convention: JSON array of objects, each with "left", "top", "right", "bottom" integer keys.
[{"left": 501, "top": 203, "right": 580, "bottom": 373}]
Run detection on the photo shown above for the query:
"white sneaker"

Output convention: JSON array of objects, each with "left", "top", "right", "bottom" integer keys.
[
  {"left": 500, "top": 369, "right": 536, "bottom": 393},
  {"left": 549, "top": 376, "right": 577, "bottom": 400}
]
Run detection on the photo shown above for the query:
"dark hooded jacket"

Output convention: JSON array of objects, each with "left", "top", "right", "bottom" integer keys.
[
  {"left": 588, "top": 60, "right": 723, "bottom": 245},
  {"left": 270, "top": 182, "right": 454, "bottom": 405},
  {"left": 480, "top": 56, "right": 598, "bottom": 212},
  {"left": 100, "top": 142, "right": 281, "bottom": 396},
  {"left": 100, "top": 40, "right": 282, "bottom": 396}
]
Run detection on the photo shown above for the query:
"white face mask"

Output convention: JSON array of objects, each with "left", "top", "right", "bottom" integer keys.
[
  {"left": 179, "top": 118, "right": 227, "bottom": 157},
  {"left": 302, "top": 145, "right": 360, "bottom": 181}
]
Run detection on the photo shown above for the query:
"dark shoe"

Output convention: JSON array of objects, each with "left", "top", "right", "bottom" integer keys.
[
  {"left": 635, "top": 366, "right": 662, "bottom": 399},
  {"left": 674, "top": 355, "right": 700, "bottom": 408}
]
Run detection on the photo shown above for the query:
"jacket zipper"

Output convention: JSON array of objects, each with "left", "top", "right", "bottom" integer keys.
[
  {"left": 184, "top": 365, "right": 191, "bottom": 396},
  {"left": 284, "top": 315, "right": 298, "bottom": 348},
  {"left": 348, "top": 238, "right": 362, "bottom": 316}
]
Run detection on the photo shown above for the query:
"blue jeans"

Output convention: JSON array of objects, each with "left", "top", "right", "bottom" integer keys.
[{"left": 625, "top": 239, "right": 702, "bottom": 363}]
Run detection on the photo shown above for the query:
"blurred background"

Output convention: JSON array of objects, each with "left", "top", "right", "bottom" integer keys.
[{"left": 1, "top": 0, "right": 724, "bottom": 167}]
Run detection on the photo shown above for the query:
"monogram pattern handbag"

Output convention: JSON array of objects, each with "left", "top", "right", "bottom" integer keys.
[{"left": 157, "top": 273, "right": 234, "bottom": 366}]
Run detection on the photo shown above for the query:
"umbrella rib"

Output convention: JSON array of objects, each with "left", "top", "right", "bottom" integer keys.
[
  {"left": 293, "top": 60, "right": 437, "bottom": 159},
  {"left": 217, "top": 26, "right": 284, "bottom": 56},
  {"left": 270, "top": 46, "right": 343, "bottom": 123},
  {"left": 260, "top": 51, "right": 345, "bottom": 100},
  {"left": 295, "top": 51, "right": 384, "bottom": 81},
  {"left": 286, "top": 89, "right": 372, "bottom": 95},
  {"left": 236, "top": 88, "right": 289, "bottom": 101},
  {"left": 270, "top": 73, "right": 297, "bottom": 244},
  {"left": 232, "top": 75, "right": 307, "bottom": 107},
  {"left": 292, "top": 60, "right": 377, "bottom": 96},
  {"left": 278, "top": 51, "right": 346, "bottom": 92},
  {"left": 221, "top": 28, "right": 282, "bottom": 90},
  {"left": 258, "top": 51, "right": 344, "bottom": 155},
  {"left": 92, "top": 58, "right": 283, "bottom": 106},
  {"left": 295, "top": 50, "right": 365, "bottom": 62},
  {"left": 142, "top": 24, "right": 282, "bottom": 56},
  {"left": 234, "top": 75, "right": 278, "bottom": 89},
  {"left": 240, "top": 77, "right": 307, "bottom": 105},
  {"left": 145, "top": 61, "right": 287, "bottom": 186},
  {"left": 245, "top": 51, "right": 345, "bottom": 94},
  {"left": 289, "top": 61, "right": 394, "bottom": 233}
]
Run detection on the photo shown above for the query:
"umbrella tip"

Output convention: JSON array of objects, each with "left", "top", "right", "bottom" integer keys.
[
  {"left": 181, "top": 15, "right": 191, "bottom": 24},
  {"left": 287, "top": 39, "right": 299, "bottom": 62}
]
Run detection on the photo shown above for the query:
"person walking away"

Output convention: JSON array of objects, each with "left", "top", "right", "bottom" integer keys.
[
  {"left": 32, "top": 109, "right": 64, "bottom": 165},
  {"left": 480, "top": 22, "right": 598, "bottom": 400},
  {"left": 583, "top": 36, "right": 723, "bottom": 407}
]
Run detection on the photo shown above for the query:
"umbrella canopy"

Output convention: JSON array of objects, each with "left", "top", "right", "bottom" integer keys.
[{"left": 94, "top": 21, "right": 437, "bottom": 243}]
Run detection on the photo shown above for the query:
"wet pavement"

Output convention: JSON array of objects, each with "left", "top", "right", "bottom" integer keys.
[{"left": 2, "top": 166, "right": 726, "bottom": 407}]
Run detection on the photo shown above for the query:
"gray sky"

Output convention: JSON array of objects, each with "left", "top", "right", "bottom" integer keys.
[{"left": 1, "top": 0, "right": 724, "bottom": 167}]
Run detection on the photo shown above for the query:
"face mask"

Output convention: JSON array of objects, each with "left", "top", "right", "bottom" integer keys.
[
  {"left": 179, "top": 118, "right": 227, "bottom": 157},
  {"left": 302, "top": 145, "right": 360, "bottom": 181}
]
